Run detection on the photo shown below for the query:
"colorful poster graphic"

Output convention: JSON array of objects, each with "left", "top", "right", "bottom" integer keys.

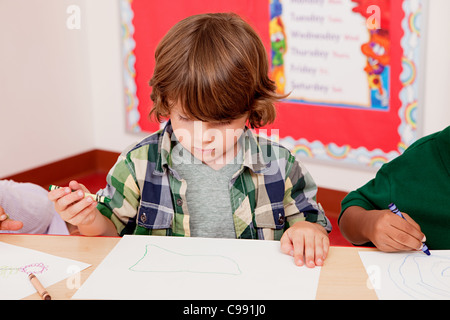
[{"left": 270, "top": 0, "right": 387, "bottom": 109}]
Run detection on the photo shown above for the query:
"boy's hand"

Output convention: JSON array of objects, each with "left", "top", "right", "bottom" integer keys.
[
  {"left": 0, "top": 206, "right": 23, "bottom": 231},
  {"left": 48, "top": 180, "right": 98, "bottom": 227},
  {"left": 366, "top": 209, "right": 425, "bottom": 253},
  {"left": 280, "top": 221, "right": 329, "bottom": 268}
]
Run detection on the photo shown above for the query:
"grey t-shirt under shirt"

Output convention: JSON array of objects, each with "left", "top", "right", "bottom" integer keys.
[{"left": 170, "top": 141, "right": 243, "bottom": 239}]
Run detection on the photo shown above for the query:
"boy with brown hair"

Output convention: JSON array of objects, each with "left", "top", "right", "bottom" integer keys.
[{"left": 49, "top": 13, "right": 331, "bottom": 268}]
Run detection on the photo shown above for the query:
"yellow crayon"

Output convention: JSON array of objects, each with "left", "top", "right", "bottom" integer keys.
[{"left": 48, "top": 185, "right": 111, "bottom": 203}]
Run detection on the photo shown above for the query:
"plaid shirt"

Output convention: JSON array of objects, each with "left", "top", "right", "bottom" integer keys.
[{"left": 97, "top": 121, "right": 331, "bottom": 240}]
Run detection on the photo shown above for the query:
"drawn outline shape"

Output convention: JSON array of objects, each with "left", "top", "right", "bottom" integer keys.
[
  {"left": 129, "top": 244, "right": 242, "bottom": 276},
  {"left": 388, "top": 254, "right": 450, "bottom": 300}
]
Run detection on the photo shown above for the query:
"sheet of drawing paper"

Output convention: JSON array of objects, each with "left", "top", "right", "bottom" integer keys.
[
  {"left": 359, "top": 250, "right": 450, "bottom": 300},
  {"left": 0, "top": 241, "right": 91, "bottom": 300},
  {"left": 73, "top": 235, "right": 321, "bottom": 300}
]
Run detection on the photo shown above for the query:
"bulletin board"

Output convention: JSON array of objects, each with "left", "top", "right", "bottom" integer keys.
[{"left": 120, "top": 0, "right": 425, "bottom": 168}]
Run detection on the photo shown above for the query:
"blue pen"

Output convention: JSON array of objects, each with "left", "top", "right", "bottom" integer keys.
[{"left": 388, "top": 203, "right": 431, "bottom": 256}]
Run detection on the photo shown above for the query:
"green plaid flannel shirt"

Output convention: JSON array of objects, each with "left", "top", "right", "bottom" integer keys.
[{"left": 97, "top": 121, "right": 331, "bottom": 239}]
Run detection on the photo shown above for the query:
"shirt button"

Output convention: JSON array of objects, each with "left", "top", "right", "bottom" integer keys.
[
  {"left": 176, "top": 198, "right": 183, "bottom": 207},
  {"left": 277, "top": 214, "right": 285, "bottom": 225},
  {"left": 140, "top": 214, "right": 147, "bottom": 223}
]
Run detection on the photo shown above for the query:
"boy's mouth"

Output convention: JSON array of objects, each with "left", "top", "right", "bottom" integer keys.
[{"left": 193, "top": 147, "right": 215, "bottom": 155}]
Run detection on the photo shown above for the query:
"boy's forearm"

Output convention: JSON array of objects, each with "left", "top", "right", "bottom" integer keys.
[
  {"left": 339, "top": 206, "right": 374, "bottom": 245},
  {"left": 78, "top": 209, "right": 119, "bottom": 237}
]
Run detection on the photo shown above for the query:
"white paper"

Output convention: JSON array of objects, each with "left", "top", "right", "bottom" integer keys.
[
  {"left": 359, "top": 250, "right": 450, "bottom": 300},
  {"left": 73, "top": 235, "right": 321, "bottom": 300},
  {"left": 0, "top": 241, "right": 91, "bottom": 300}
]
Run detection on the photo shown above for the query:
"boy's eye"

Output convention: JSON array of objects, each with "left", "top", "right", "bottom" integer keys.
[
  {"left": 178, "top": 115, "right": 191, "bottom": 122},
  {"left": 177, "top": 115, "right": 231, "bottom": 126}
]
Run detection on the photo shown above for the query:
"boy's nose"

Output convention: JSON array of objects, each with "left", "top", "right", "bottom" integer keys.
[
  {"left": 193, "top": 121, "right": 219, "bottom": 144},
  {"left": 202, "top": 126, "right": 221, "bottom": 144}
]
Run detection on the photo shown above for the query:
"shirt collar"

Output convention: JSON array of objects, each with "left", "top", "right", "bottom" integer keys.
[
  {"left": 156, "top": 121, "right": 271, "bottom": 174},
  {"left": 241, "top": 129, "right": 271, "bottom": 173}
]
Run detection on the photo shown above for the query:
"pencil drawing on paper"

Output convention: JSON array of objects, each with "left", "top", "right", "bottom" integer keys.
[
  {"left": 129, "top": 244, "right": 242, "bottom": 276},
  {"left": 388, "top": 254, "right": 450, "bottom": 299}
]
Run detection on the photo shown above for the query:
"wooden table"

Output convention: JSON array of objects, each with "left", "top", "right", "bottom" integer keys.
[{"left": 0, "top": 234, "right": 378, "bottom": 300}]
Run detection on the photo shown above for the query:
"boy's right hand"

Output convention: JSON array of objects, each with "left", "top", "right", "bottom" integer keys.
[
  {"left": 48, "top": 180, "right": 99, "bottom": 227},
  {"left": 366, "top": 209, "right": 426, "bottom": 252}
]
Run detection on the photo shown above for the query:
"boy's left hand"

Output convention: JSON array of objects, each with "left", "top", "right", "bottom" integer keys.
[{"left": 280, "top": 221, "right": 329, "bottom": 268}]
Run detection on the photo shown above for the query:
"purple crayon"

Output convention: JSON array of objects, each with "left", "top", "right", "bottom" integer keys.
[{"left": 389, "top": 203, "right": 431, "bottom": 256}]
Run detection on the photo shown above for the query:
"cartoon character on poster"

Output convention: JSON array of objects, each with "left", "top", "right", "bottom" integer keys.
[
  {"left": 352, "top": 0, "right": 391, "bottom": 109},
  {"left": 269, "top": 0, "right": 287, "bottom": 95}
]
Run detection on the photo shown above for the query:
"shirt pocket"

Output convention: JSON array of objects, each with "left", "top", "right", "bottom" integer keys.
[
  {"left": 254, "top": 201, "right": 285, "bottom": 230},
  {"left": 136, "top": 200, "right": 173, "bottom": 229}
]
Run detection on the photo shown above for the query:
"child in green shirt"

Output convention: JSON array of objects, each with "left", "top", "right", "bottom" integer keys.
[{"left": 339, "top": 126, "right": 450, "bottom": 251}]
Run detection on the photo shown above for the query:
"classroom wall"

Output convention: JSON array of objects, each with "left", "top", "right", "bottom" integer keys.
[
  {"left": 0, "top": 0, "right": 94, "bottom": 177},
  {"left": 1, "top": 0, "right": 449, "bottom": 192},
  {"left": 421, "top": 0, "right": 450, "bottom": 135}
]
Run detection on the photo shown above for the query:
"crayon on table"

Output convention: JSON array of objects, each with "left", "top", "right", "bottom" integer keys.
[
  {"left": 48, "top": 185, "right": 111, "bottom": 203},
  {"left": 388, "top": 203, "right": 431, "bottom": 256},
  {"left": 28, "top": 273, "right": 51, "bottom": 300}
]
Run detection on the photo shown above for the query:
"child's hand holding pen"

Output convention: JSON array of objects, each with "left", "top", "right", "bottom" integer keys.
[
  {"left": 0, "top": 205, "right": 23, "bottom": 231},
  {"left": 48, "top": 180, "right": 118, "bottom": 237},
  {"left": 47, "top": 180, "right": 100, "bottom": 227},
  {"left": 356, "top": 207, "right": 426, "bottom": 253},
  {"left": 389, "top": 203, "right": 430, "bottom": 255}
]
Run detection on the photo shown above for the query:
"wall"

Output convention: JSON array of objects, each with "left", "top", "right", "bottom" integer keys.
[
  {"left": 0, "top": 0, "right": 94, "bottom": 177},
  {"left": 85, "top": 1, "right": 147, "bottom": 155},
  {"left": 421, "top": 0, "right": 450, "bottom": 135},
  {"left": 1, "top": 0, "right": 449, "bottom": 192}
]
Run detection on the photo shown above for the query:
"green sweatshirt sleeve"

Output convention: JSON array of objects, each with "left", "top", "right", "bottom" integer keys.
[{"left": 339, "top": 165, "right": 392, "bottom": 224}]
